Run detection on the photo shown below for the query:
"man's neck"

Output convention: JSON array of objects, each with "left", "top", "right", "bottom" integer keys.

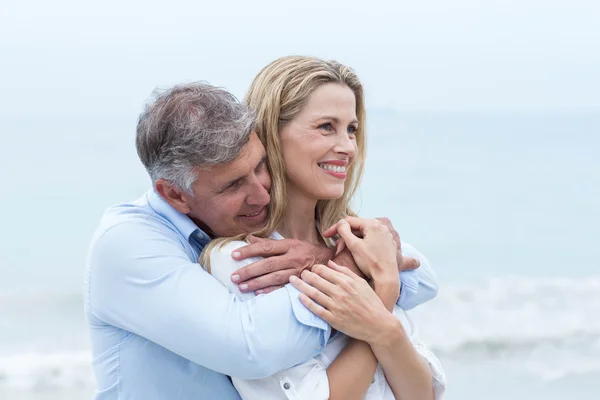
[{"left": 278, "top": 185, "right": 321, "bottom": 245}]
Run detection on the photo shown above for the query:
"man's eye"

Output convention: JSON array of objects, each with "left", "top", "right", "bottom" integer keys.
[
  {"left": 256, "top": 159, "right": 267, "bottom": 171},
  {"left": 227, "top": 180, "right": 242, "bottom": 191}
]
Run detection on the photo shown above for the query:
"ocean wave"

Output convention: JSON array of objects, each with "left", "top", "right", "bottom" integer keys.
[
  {"left": 1, "top": 275, "right": 599, "bottom": 388},
  {"left": 408, "top": 275, "right": 600, "bottom": 380},
  {"left": 0, "top": 351, "right": 93, "bottom": 390}
]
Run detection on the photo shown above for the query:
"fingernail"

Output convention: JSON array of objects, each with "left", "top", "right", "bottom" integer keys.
[
  {"left": 239, "top": 284, "right": 248, "bottom": 291},
  {"left": 232, "top": 251, "right": 241, "bottom": 259},
  {"left": 231, "top": 274, "right": 240, "bottom": 283},
  {"left": 255, "top": 289, "right": 264, "bottom": 295},
  {"left": 289, "top": 275, "right": 298, "bottom": 282},
  {"left": 338, "top": 218, "right": 347, "bottom": 224},
  {"left": 415, "top": 259, "right": 421, "bottom": 267}
]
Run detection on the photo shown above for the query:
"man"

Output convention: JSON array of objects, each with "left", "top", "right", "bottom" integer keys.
[{"left": 84, "top": 82, "right": 438, "bottom": 399}]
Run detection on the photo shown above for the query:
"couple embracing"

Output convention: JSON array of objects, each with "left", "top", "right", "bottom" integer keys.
[{"left": 85, "top": 55, "right": 446, "bottom": 399}]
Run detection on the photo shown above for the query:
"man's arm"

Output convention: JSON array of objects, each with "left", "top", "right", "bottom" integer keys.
[
  {"left": 230, "top": 237, "right": 438, "bottom": 310},
  {"left": 210, "top": 242, "right": 379, "bottom": 400},
  {"left": 397, "top": 242, "right": 439, "bottom": 310},
  {"left": 87, "top": 222, "right": 331, "bottom": 379}
]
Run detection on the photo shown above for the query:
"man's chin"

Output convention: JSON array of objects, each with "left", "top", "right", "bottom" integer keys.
[{"left": 244, "top": 218, "right": 267, "bottom": 232}]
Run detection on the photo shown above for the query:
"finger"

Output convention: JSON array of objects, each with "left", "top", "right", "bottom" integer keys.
[
  {"left": 336, "top": 220, "right": 363, "bottom": 253},
  {"left": 232, "top": 255, "right": 289, "bottom": 284},
  {"left": 231, "top": 239, "right": 289, "bottom": 260},
  {"left": 340, "top": 216, "right": 375, "bottom": 235},
  {"left": 246, "top": 234, "right": 262, "bottom": 244},
  {"left": 236, "top": 266, "right": 295, "bottom": 292},
  {"left": 334, "top": 238, "right": 346, "bottom": 256},
  {"left": 255, "top": 285, "right": 285, "bottom": 295},
  {"left": 375, "top": 217, "right": 393, "bottom": 231},
  {"left": 289, "top": 275, "right": 335, "bottom": 312},
  {"left": 311, "top": 262, "right": 351, "bottom": 286},
  {"left": 301, "top": 268, "right": 338, "bottom": 296},
  {"left": 322, "top": 221, "right": 341, "bottom": 238},
  {"left": 327, "top": 260, "right": 360, "bottom": 279},
  {"left": 398, "top": 256, "right": 420, "bottom": 271},
  {"left": 299, "top": 292, "right": 334, "bottom": 322}
]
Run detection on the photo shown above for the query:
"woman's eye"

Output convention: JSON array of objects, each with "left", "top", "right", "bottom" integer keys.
[
  {"left": 347, "top": 126, "right": 358, "bottom": 135},
  {"left": 319, "top": 123, "right": 333, "bottom": 132}
]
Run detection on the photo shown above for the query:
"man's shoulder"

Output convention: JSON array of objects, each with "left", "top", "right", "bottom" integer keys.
[
  {"left": 90, "top": 192, "right": 181, "bottom": 251},
  {"left": 98, "top": 192, "right": 153, "bottom": 228}
]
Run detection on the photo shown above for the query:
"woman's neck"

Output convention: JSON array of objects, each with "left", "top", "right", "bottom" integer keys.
[{"left": 278, "top": 185, "right": 321, "bottom": 245}]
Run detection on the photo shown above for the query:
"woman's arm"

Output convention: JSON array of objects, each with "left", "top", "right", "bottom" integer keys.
[
  {"left": 293, "top": 217, "right": 441, "bottom": 400},
  {"left": 370, "top": 283, "right": 435, "bottom": 400},
  {"left": 325, "top": 339, "right": 378, "bottom": 400},
  {"left": 324, "top": 264, "right": 405, "bottom": 400},
  {"left": 210, "top": 241, "right": 377, "bottom": 400}
]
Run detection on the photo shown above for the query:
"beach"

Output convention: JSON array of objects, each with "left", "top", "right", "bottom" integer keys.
[{"left": 1, "top": 110, "right": 598, "bottom": 399}]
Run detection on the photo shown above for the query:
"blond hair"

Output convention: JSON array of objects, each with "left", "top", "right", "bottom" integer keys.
[{"left": 200, "top": 56, "right": 366, "bottom": 271}]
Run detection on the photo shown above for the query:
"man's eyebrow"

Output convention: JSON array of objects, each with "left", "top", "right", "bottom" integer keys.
[{"left": 215, "top": 155, "right": 266, "bottom": 194}]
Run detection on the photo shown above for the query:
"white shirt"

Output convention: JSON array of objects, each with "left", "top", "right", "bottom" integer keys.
[{"left": 210, "top": 233, "right": 447, "bottom": 400}]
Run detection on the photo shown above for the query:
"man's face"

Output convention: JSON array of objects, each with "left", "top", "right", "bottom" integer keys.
[{"left": 183, "top": 132, "right": 271, "bottom": 237}]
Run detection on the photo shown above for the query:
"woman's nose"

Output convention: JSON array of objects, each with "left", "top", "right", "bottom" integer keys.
[{"left": 334, "top": 133, "right": 356, "bottom": 157}]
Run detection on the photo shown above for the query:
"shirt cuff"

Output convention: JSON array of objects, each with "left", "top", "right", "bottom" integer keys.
[
  {"left": 397, "top": 269, "right": 419, "bottom": 309},
  {"left": 285, "top": 284, "right": 332, "bottom": 345}
]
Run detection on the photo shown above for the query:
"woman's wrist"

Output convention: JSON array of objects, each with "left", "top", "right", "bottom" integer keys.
[
  {"left": 368, "top": 313, "right": 407, "bottom": 349},
  {"left": 371, "top": 269, "right": 400, "bottom": 311}
]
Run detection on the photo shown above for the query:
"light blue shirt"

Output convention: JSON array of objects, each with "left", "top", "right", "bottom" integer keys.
[{"left": 84, "top": 189, "right": 438, "bottom": 399}]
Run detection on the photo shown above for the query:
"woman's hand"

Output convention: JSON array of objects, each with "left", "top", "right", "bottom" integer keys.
[
  {"left": 324, "top": 217, "right": 399, "bottom": 282},
  {"left": 326, "top": 216, "right": 422, "bottom": 274},
  {"left": 290, "top": 261, "right": 399, "bottom": 344}
]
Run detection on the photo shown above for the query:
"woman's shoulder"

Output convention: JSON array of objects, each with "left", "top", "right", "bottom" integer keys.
[
  {"left": 208, "top": 240, "right": 258, "bottom": 300},
  {"left": 210, "top": 232, "right": 283, "bottom": 274},
  {"left": 212, "top": 240, "right": 248, "bottom": 255},
  {"left": 209, "top": 240, "right": 255, "bottom": 273},
  {"left": 209, "top": 232, "right": 283, "bottom": 261}
]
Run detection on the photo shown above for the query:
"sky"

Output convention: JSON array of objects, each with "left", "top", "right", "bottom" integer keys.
[{"left": 1, "top": 0, "right": 599, "bottom": 115}]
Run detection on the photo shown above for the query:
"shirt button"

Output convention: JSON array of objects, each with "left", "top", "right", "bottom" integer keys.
[
  {"left": 371, "top": 377, "right": 376, "bottom": 384},
  {"left": 283, "top": 382, "right": 291, "bottom": 390}
]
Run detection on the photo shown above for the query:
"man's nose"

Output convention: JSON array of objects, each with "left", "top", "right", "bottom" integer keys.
[{"left": 246, "top": 175, "right": 270, "bottom": 207}]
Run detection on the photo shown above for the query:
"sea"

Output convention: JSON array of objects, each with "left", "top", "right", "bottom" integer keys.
[{"left": 1, "top": 109, "right": 598, "bottom": 399}]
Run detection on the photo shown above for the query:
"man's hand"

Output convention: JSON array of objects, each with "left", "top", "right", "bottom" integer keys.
[
  {"left": 230, "top": 236, "right": 333, "bottom": 294},
  {"left": 324, "top": 216, "right": 421, "bottom": 273}
]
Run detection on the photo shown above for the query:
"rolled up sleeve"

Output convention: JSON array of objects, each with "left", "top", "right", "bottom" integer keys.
[
  {"left": 87, "top": 222, "right": 331, "bottom": 379},
  {"left": 414, "top": 343, "right": 447, "bottom": 399},
  {"left": 397, "top": 242, "right": 439, "bottom": 310}
]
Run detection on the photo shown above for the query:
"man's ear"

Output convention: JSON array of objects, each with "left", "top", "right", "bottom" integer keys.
[{"left": 155, "top": 179, "right": 191, "bottom": 214}]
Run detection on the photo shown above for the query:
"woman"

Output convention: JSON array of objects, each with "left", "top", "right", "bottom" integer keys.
[{"left": 201, "top": 56, "right": 446, "bottom": 399}]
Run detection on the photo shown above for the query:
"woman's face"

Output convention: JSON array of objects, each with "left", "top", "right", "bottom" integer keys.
[{"left": 280, "top": 83, "right": 358, "bottom": 201}]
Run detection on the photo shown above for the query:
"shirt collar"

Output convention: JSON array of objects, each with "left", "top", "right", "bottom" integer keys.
[{"left": 146, "top": 189, "right": 211, "bottom": 245}]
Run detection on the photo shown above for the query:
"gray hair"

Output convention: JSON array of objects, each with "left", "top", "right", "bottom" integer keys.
[{"left": 136, "top": 82, "right": 255, "bottom": 193}]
